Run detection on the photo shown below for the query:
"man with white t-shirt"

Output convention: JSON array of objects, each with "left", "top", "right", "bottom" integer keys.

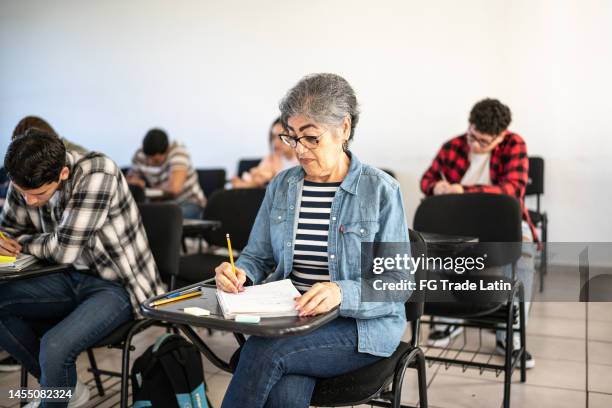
[{"left": 420, "top": 98, "right": 538, "bottom": 368}]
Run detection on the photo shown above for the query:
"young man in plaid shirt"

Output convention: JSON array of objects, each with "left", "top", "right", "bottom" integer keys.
[
  {"left": 0, "top": 129, "right": 166, "bottom": 407},
  {"left": 420, "top": 98, "right": 537, "bottom": 368}
]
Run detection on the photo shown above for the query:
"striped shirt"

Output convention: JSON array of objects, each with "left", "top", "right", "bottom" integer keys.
[
  {"left": 130, "top": 142, "right": 206, "bottom": 207},
  {"left": 290, "top": 180, "right": 341, "bottom": 293},
  {"left": 0, "top": 151, "right": 166, "bottom": 314}
]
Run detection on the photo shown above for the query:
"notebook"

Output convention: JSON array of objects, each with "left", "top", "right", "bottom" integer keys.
[
  {"left": 145, "top": 188, "right": 164, "bottom": 198},
  {"left": 216, "top": 279, "right": 301, "bottom": 319},
  {"left": 0, "top": 254, "right": 38, "bottom": 272}
]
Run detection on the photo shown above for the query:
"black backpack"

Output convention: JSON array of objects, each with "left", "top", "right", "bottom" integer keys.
[{"left": 131, "top": 333, "right": 211, "bottom": 408}]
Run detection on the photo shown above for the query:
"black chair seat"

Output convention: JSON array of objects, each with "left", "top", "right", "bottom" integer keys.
[
  {"left": 468, "top": 304, "right": 519, "bottom": 325},
  {"left": 424, "top": 276, "right": 516, "bottom": 319},
  {"left": 311, "top": 341, "right": 416, "bottom": 406},
  {"left": 425, "top": 302, "right": 503, "bottom": 319},
  {"left": 92, "top": 319, "right": 152, "bottom": 348},
  {"left": 178, "top": 253, "right": 225, "bottom": 288}
]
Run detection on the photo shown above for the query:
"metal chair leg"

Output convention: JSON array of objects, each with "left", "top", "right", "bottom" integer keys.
[
  {"left": 542, "top": 214, "right": 548, "bottom": 275},
  {"left": 503, "top": 299, "right": 514, "bottom": 408},
  {"left": 20, "top": 366, "right": 28, "bottom": 407},
  {"left": 86, "top": 349, "right": 105, "bottom": 397},
  {"left": 120, "top": 339, "right": 132, "bottom": 408},
  {"left": 519, "top": 287, "right": 527, "bottom": 383},
  {"left": 119, "top": 320, "right": 155, "bottom": 408},
  {"left": 416, "top": 349, "right": 428, "bottom": 408}
]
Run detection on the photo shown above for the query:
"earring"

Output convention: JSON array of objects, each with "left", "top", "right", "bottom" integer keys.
[{"left": 342, "top": 140, "right": 349, "bottom": 151}]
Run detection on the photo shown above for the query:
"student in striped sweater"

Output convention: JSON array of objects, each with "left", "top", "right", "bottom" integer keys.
[
  {"left": 215, "top": 73, "right": 411, "bottom": 408},
  {"left": 127, "top": 128, "right": 206, "bottom": 219}
]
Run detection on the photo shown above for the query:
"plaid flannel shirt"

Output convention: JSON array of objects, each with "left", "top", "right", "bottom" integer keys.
[
  {"left": 420, "top": 131, "right": 538, "bottom": 242},
  {"left": 0, "top": 151, "right": 166, "bottom": 313}
]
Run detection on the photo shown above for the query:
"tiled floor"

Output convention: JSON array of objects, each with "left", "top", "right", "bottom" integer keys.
[{"left": 1, "top": 299, "right": 610, "bottom": 406}]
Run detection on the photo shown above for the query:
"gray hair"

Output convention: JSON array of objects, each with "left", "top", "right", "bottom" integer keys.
[{"left": 279, "top": 73, "right": 360, "bottom": 141}]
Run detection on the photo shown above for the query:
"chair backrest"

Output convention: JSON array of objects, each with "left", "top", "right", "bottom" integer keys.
[
  {"left": 405, "top": 229, "right": 426, "bottom": 321},
  {"left": 128, "top": 183, "right": 146, "bottom": 204},
  {"left": 202, "top": 188, "right": 266, "bottom": 250},
  {"left": 237, "top": 158, "right": 262, "bottom": 177},
  {"left": 138, "top": 203, "right": 183, "bottom": 287},
  {"left": 526, "top": 156, "right": 544, "bottom": 196},
  {"left": 0, "top": 167, "right": 8, "bottom": 184},
  {"left": 196, "top": 168, "right": 226, "bottom": 198},
  {"left": 413, "top": 193, "right": 522, "bottom": 266},
  {"left": 380, "top": 168, "right": 396, "bottom": 179}
]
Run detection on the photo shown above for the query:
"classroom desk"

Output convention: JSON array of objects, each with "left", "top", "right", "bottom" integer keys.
[
  {"left": 0, "top": 262, "right": 72, "bottom": 281},
  {"left": 141, "top": 283, "right": 339, "bottom": 373},
  {"left": 182, "top": 219, "right": 221, "bottom": 236}
]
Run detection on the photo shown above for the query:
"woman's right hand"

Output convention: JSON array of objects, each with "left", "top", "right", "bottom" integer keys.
[{"left": 215, "top": 262, "right": 247, "bottom": 293}]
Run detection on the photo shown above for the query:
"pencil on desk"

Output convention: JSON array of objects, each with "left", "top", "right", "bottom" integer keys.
[
  {"left": 152, "top": 291, "right": 201, "bottom": 307},
  {"left": 0, "top": 231, "right": 8, "bottom": 241}
]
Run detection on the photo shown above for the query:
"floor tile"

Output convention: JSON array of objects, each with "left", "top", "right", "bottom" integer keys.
[
  {"left": 426, "top": 373, "right": 503, "bottom": 408},
  {"left": 527, "top": 316, "right": 586, "bottom": 339},
  {"left": 587, "top": 302, "right": 612, "bottom": 322},
  {"left": 588, "top": 320, "right": 612, "bottom": 343},
  {"left": 510, "top": 384, "right": 586, "bottom": 408},
  {"left": 589, "top": 392, "right": 612, "bottom": 408},
  {"left": 588, "top": 364, "right": 612, "bottom": 394}
]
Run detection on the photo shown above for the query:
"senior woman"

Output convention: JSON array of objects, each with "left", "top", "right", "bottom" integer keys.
[{"left": 215, "top": 73, "right": 410, "bottom": 408}]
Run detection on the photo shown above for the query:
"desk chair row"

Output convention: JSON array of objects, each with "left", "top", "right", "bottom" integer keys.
[{"left": 17, "top": 169, "right": 540, "bottom": 407}]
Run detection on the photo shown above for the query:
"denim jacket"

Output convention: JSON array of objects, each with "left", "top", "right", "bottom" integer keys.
[{"left": 235, "top": 154, "right": 409, "bottom": 357}]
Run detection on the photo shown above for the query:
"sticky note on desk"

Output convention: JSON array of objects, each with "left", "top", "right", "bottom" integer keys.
[
  {"left": 183, "top": 307, "right": 210, "bottom": 317},
  {"left": 235, "top": 314, "right": 261, "bottom": 324},
  {"left": 0, "top": 255, "right": 16, "bottom": 264}
]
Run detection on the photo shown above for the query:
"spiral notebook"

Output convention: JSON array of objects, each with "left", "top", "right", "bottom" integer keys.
[
  {"left": 216, "top": 279, "right": 301, "bottom": 319},
  {"left": 0, "top": 254, "right": 38, "bottom": 272}
]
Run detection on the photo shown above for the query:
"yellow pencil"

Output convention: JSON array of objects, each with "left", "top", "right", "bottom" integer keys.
[
  {"left": 0, "top": 231, "right": 7, "bottom": 241},
  {"left": 152, "top": 291, "right": 201, "bottom": 307},
  {"left": 226, "top": 233, "right": 237, "bottom": 279}
]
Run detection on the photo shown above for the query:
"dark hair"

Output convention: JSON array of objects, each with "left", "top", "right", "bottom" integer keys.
[
  {"left": 268, "top": 117, "right": 282, "bottom": 144},
  {"left": 12, "top": 116, "right": 58, "bottom": 139},
  {"left": 4, "top": 129, "right": 67, "bottom": 189},
  {"left": 142, "top": 128, "right": 169, "bottom": 156},
  {"left": 469, "top": 98, "right": 512, "bottom": 135}
]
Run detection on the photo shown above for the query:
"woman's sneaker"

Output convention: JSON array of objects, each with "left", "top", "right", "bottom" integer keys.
[
  {"left": 426, "top": 325, "right": 464, "bottom": 347},
  {"left": 496, "top": 339, "right": 536, "bottom": 369}
]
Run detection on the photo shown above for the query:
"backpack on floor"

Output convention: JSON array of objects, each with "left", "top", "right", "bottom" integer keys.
[{"left": 131, "top": 333, "right": 211, "bottom": 408}]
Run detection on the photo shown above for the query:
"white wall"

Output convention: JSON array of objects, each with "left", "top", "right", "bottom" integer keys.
[{"left": 1, "top": 0, "right": 611, "bottom": 250}]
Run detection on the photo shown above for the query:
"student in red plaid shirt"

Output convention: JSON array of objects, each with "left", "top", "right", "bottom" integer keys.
[{"left": 420, "top": 98, "right": 536, "bottom": 368}]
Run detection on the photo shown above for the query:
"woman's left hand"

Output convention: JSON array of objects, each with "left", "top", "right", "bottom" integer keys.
[{"left": 294, "top": 282, "right": 342, "bottom": 317}]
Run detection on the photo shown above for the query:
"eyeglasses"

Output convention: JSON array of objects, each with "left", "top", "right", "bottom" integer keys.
[
  {"left": 278, "top": 129, "right": 328, "bottom": 149},
  {"left": 468, "top": 131, "right": 497, "bottom": 147}
]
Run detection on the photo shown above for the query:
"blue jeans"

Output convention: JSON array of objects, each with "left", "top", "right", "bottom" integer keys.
[
  {"left": 221, "top": 317, "right": 382, "bottom": 408},
  {"left": 180, "top": 202, "right": 204, "bottom": 220},
  {"left": 0, "top": 270, "right": 133, "bottom": 408}
]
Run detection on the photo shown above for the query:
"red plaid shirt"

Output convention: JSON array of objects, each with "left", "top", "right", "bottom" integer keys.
[{"left": 420, "top": 131, "right": 538, "bottom": 242}]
